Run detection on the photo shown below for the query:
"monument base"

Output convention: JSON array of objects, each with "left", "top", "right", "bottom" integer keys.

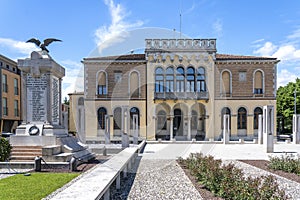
[{"left": 11, "top": 123, "right": 95, "bottom": 163}]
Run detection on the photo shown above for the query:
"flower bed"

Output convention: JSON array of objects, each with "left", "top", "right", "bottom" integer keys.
[{"left": 178, "top": 153, "right": 287, "bottom": 199}]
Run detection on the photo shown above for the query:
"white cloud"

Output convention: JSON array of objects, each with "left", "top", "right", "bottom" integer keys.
[
  {"left": 212, "top": 19, "right": 223, "bottom": 37},
  {"left": 273, "top": 45, "right": 300, "bottom": 61},
  {"left": 0, "top": 38, "right": 38, "bottom": 54},
  {"left": 60, "top": 60, "right": 84, "bottom": 100},
  {"left": 277, "top": 69, "right": 298, "bottom": 87},
  {"left": 253, "top": 41, "right": 277, "bottom": 57},
  {"left": 287, "top": 28, "right": 300, "bottom": 40},
  {"left": 94, "top": 0, "right": 143, "bottom": 54},
  {"left": 253, "top": 27, "right": 300, "bottom": 62}
]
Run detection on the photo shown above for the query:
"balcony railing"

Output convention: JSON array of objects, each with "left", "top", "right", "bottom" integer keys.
[{"left": 154, "top": 91, "right": 209, "bottom": 100}]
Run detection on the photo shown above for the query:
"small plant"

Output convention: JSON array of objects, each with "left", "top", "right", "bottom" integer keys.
[
  {"left": 0, "top": 137, "right": 12, "bottom": 161},
  {"left": 269, "top": 154, "right": 300, "bottom": 175},
  {"left": 179, "top": 153, "right": 288, "bottom": 199}
]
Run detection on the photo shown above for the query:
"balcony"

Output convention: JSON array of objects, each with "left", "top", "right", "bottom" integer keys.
[{"left": 154, "top": 91, "right": 208, "bottom": 100}]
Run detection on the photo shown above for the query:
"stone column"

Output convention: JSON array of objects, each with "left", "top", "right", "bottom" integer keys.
[
  {"left": 293, "top": 114, "right": 300, "bottom": 144},
  {"left": 170, "top": 116, "right": 174, "bottom": 140},
  {"left": 223, "top": 114, "right": 230, "bottom": 144},
  {"left": 133, "top": 114, "right": 138, "bottom": 144},
  {"left": 258, "top": 114, "right": 263, "bottom": 144},
  {"left": 122, "top": 107, "right": 129, "bottom": 148},
  {"left": 187, "top": 115, "right": 191, "bottom": 140},
  {"left": 263, "top": 105, "right": 274, "bottom": 153},
  {"left": 105, "top": 115, "right": 110, "bottom": 144}
]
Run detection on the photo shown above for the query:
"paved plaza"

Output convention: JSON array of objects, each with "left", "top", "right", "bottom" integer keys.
[{"left": 142, "top": 142, "right": 300, "bottom": 160}]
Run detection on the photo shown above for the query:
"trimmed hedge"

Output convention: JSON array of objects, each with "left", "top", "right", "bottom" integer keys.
[
  {"left": 179, "top": 153, "right": 287, "bottom": 199},
  {"left": 0, "top": 137, "right": 12, "bottom": 161},
  {"left": 269, "top": 154, "right": 300, "bottom": 175}
]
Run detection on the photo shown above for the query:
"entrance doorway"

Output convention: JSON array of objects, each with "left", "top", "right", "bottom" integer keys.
[{"left": 173, "top": 109, "right": 183, "bottom": 136}]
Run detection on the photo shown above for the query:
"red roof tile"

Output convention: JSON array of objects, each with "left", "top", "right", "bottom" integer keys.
[
  {"left": 84, "top": 54, "right": 145, "bottom": 61},
  {"left": 216, "top": 54, "right": 277, "bottom": 60}
]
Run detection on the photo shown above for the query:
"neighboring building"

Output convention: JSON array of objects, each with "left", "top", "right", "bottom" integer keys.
[
  {"left": 75, "top": 38, "right": 279, "bottom": 142},
  {"left": 0, "top": 54, "right": 22, "bottom": 133}
]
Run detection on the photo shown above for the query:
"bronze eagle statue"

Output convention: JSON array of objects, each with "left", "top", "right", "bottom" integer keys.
[{"left": 26, "top": 38, "right": 62, "bottom": 53}]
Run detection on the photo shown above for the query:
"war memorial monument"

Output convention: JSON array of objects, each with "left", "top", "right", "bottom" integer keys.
[{"left": 10, "top": 42, "right": 94, "bottom": 163}]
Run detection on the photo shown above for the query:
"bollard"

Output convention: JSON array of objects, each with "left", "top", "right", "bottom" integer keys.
[
  {"left": 103, "top": 146, "right": 107, "bottom": 156},
  {"left": 70, "top": 157, "right": 77, "bottom": 172},
  {"left": 34, "top": 156, "right": 41, "bottom": 172}
]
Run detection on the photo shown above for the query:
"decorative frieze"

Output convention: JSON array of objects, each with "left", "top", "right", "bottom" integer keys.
[{"left": 145, "top": 39, "right": 217, "bottom": 52}]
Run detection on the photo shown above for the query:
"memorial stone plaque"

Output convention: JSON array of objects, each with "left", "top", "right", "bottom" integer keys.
[
  {"left": 52, "top": 76, "right": 60, "bottom": 125},
  {"left": 26, "top": 74, "right": 48, "bottom": 122}
]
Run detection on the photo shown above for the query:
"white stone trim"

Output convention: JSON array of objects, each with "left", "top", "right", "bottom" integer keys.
[
  {"left": 95, "top": 70, "right": 108, "bottom": 95},
  {"left": 128, "top": 70, "right": 141, "bottom": 98},
  {"left": 220, "top": 69, "right": 232, "bottom": 96},
  {"left": 252, "top": 69, "right": 265, "bottom": 95}
]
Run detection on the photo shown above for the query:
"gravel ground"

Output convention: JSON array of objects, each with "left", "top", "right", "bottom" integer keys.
[
  {"left": 224, "top": 160, "right": 300, "bottom": 199},
  {"left": 241, "top": 160, "right": 300, "bottom": 183},
  {"left": 0, "top": 167, "right": 31, "bottom": 180},
  {"left": 127, "top": 158, "right": 202, "bottom": 200}
]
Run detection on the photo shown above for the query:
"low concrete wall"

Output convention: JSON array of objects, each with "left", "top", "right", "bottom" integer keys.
[{"left": 48, "top": 140, "right": 146, "bottom": 200}]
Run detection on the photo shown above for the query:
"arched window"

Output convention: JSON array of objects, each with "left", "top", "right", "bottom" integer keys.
[
  {"left": 130, "top": 71, "right": 139, "bottom": 98},
  {"left": 254, "top": 70, "right": 263, "bottom": 94},
  {"left": 166, "top": 67, "right": 174, "bottom": 92},
  {"left": 155, "top": 67, "right": 164, "bottom": 93},
  {"left": 238, "top": 107, "right": 247, "bottom": 129},
  {"left": 176, "top": 67, "right": 185, "bottom": 92},
  {"left": 221, "top": 107, "right": 231, "bottom": 129},
  {"left": 97, "top": 107, "right": 107, "bottom": 129},
  {"left": 191, "top": 110, "right": 198, "bottom": 130},
  {"left": 113, "top": 107, "right": 122, "bottom": 130},
  {"left": 130, "top": 107, "right": 140, "bottom": 129},
  {"left": 254, "top": 107, "right": 263, "bottom": 129},
  {"left": 221, "top": 71, "right": 231, "bottom": 96},
  {"left": 97, "top": 71, "right": 107, "bottom": 95},
  {"left": 157, "top": 110, "right": 167, "bottom": 130},
  {"left": 78, "top": 97, "right": 84, "bottom": 106},
  {"left": 187, "top": 67, "right": 195, "bottom": 92},
  {"left": 197, "top": 67, "right": 206, "bottom": 92}
]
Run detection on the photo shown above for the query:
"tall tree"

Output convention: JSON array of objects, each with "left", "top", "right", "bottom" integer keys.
[{"left": 276, "top": 78, "right": 300, "bottom": 133}]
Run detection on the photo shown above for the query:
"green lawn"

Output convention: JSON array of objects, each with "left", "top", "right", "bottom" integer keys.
[{"left": 0, "top": 172, "right": 79, "bottom": 200}]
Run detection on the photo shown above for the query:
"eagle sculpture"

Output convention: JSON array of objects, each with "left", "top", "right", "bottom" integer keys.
[{"left": 26, "top": 38, "right": 62, "bottom": 53}]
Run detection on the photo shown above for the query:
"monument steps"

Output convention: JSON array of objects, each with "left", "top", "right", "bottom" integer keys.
[
  {"left": 10, "top": 146, "right": 42, "bottom": 162},
  {"left": 10, "top": 155, "right": 37, "bottom": 162}
]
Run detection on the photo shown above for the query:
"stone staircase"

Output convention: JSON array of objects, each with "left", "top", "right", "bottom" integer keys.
[{"left": 10, "top": 146, "right": 42, "bottom": 162}]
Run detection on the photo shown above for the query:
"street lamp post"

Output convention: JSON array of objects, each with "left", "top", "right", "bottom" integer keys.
[{"left": 295, "top": 89, "right": 297, "bottom": 115}]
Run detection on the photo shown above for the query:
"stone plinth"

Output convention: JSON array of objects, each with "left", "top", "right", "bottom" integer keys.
[
  {"left": 293, "top": 114, "right": 300, "bottom": 144},
  {"left": 223, "top": 114, "right": 230, "bottom": 144},
  {"left": 263, "top": 105, "right": 274, "bottom": 153}
]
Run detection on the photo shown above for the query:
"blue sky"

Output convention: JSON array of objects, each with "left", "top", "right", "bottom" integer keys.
[{"left": 1, "top": 0, "right": 300, "bottom": 100}]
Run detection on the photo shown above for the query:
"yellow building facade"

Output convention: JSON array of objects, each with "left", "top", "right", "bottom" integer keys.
[
  {"left": 73, "top": 38, "right": 279, "bottom": 142},
  {"left": 0, "top": 54, "right": 22, "bottom": 134}
]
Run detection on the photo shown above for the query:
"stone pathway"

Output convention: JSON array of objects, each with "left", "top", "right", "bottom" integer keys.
[
  {"left": 0, "top": 167, "right": 31, "bottom": 180},
  {"left": 127, "top": 158, "right": 202, "bottom": 200}
]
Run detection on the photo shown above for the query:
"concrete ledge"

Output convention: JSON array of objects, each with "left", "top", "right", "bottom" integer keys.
[
  {"left": 48, "top": 142, "right": 144, "bottom": 200},
  {"left": 0, "top": 161, "right": 69, "bottom": 169}
]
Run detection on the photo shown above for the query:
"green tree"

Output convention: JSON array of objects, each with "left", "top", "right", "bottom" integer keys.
[
  {"left": 0, "top": 138, "right": 12, "bottom": 161},
  {"left": 277, "top": 78, "right": 300, "bottom": 133}
]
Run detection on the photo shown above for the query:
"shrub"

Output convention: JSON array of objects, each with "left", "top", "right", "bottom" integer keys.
[
  {"left": 179, "top": 153, "right": 288, "bottom": 199},
  {"left": 0, "top": 137, "right": 12, "bottom": 161},
  {"left": 269, "top": 154, "right": 300, "bottom": 175}
]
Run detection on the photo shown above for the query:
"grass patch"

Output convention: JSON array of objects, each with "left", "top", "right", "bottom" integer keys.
[{"left": 0, "top": 172, "right": 79, "bottom": 200}]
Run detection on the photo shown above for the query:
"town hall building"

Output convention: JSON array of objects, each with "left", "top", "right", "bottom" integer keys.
[{"left": 69, "top": 38, "right": 279, "bottom": 143}]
